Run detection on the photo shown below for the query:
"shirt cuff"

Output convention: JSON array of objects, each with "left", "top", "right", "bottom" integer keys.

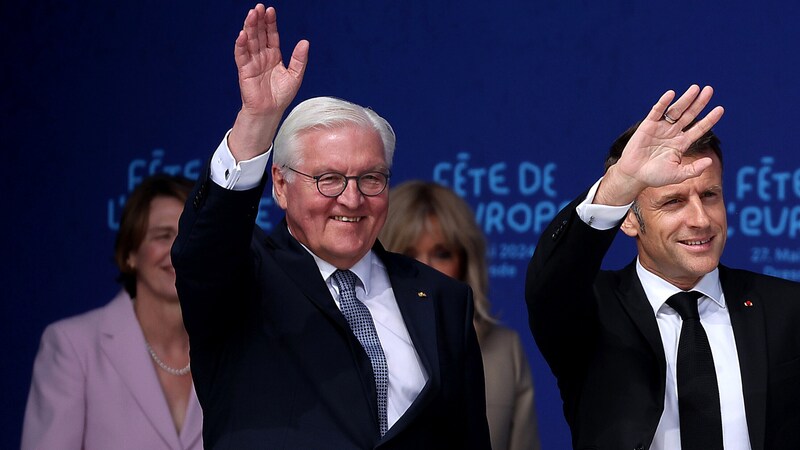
[
  {"left": 575, "top": 177, "right": 633, "bottom": 230},
  {"left": 209, "top": 129, "right": 272, "bottom": 191}
]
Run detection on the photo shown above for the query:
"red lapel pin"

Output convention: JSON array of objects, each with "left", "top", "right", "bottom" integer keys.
[{"left": 744, "top": 300, "right": 753, "bottom": 307}]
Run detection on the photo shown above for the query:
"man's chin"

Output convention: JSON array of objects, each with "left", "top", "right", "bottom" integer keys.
[
  {"left": 322, "top": 245, "right": 372, "bottom": 266},
  {"left": 684, "top": 259, "right": 721, "bottom": 278}
]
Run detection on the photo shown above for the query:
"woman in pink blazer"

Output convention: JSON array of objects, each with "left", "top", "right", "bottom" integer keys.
[{"left": 22, "top": 175, "right": 202, "bottom": 450}]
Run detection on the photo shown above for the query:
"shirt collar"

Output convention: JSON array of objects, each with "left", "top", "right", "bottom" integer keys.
[
  {"left": 287, "top": 224, "right": 375, "bottom": 295},
  {"left": 636, "top": 258, "right": 725, "bottom": 316},
  {"left": 299, "top": 247, "right": 375, "bottom": 296}
]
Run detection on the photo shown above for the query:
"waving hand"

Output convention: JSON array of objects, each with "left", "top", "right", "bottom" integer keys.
[
  {"left": 229, "top": 4, "right": 309, "bottom": 161},
  {"left": 595, "top": 85, "right": 725, "bottom": 206}
]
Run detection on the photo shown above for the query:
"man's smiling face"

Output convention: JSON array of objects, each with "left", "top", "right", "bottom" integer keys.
[
  {"left": 622, "top": 152, "right": 727, "bottom": 290},
  {"left": 273, "top": 124, "right": 389, "bottom": 269}
]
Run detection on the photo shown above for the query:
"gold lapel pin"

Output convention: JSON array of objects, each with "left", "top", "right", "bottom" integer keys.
[{"left": 417, "top": 291, "right": 427, "bottom": 298}]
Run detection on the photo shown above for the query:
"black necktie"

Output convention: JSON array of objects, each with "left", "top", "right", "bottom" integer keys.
[{"left": 666, "top": 291, "right": 723, "bottom": 450}]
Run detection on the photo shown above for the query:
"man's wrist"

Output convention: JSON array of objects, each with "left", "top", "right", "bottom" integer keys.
[
  {"left": 593, "top": 165, "right": 643, "bottom": 206},
  {"left": 228, "top": 110, "right": 281, "bottom": 161}
]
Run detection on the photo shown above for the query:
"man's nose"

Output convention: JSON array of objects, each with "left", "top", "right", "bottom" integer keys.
[
  {"left": 337, "top": 179, "right": 364, "bottom": 207},
  {"left": 686, "top": 197, "right": 711, "bottom": 228}
]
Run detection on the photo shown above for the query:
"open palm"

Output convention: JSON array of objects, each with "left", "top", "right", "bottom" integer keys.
[
  {"left": 616, "top": 85, "right": 724, "bottom": 189},
  {"left": 235, "top": 5, "right": 308, "bottom": 116}
]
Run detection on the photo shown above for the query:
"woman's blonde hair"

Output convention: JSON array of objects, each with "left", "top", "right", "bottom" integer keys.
[{"left": 380, "top": 181, "right": 496, "bottom": 331}]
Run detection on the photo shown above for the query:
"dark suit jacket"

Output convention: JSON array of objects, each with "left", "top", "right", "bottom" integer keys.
[
  {"left": 525, "top": 194, "right": 800, "bottom": 450},
  {"left": 172, "top": 175, "right": 490, "bottom": 449}
]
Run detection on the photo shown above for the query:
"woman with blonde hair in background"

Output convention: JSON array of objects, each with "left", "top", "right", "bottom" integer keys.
[{"left": 380, "top": 180, "right": 541, "bottom": 450}]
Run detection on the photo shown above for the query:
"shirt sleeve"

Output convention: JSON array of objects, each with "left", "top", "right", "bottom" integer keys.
[
  {"left": 575, "top": 176, "right": 633, "bottom": 230},
  {"left": 209, "top": 129, "right": 272, "bottom": 191}
]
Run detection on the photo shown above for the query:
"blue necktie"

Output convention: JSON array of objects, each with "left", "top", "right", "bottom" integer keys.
[
  {"left": 332, "top": 269, "right": 388, "bottom": 436},
  {"left": 666, "top": 291, "right": 723, "bottom": 450}
]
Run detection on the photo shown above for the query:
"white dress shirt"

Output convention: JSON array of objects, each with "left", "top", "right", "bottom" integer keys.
[
  {"left": 310, "top": 251, "right": 428, "bottom": 429},
  {"left": 208, "top": 132, "right": 427, "bottom": 430},
  {"left": 577, "top": 177, "right": 751, "bottom": 450}
]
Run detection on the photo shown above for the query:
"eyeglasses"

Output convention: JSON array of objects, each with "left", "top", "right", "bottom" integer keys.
[{"left": 282, "top": 165, "right": 391, "bottom": 198}]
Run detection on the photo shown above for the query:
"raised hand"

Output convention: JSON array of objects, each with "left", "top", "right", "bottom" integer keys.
[
  {"left": 229, "top": 4, "right": 309, "bottom": 161},
  {"left": 596, "top": 85, "right": 725, "bottom": 206}
]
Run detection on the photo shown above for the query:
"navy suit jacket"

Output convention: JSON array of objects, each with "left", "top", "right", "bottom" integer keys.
[
  {"left": 525, "top": 194, "right": 800, "bottom": 450},
  {"left": 172, "top": 175, "right": 490, "bottom": 449}
]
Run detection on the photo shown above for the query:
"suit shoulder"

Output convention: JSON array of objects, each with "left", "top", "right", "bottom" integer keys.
[
  {"left": 720, "top": 266, "right": 800, "bottom": 317},
  {"left": 376, "top": 248, "right": 416, "bottom": 269},
  {"left": 41, "top": 293, "right": 129, "bottom": 343},
  {"left": 45, "top": 304, "right": 105, "bottom": 335},
  {"left": 722, "top": 265, "right": 800, "bottom": 290},
  {"left": 379, "top": 250, "right": 472, "bottom": 298},
  {"left": 593, "top": 263, "right": 633, "bottom": 291},
  {"left": 397, "top": 252, "right": 469, "bottom": 286}
]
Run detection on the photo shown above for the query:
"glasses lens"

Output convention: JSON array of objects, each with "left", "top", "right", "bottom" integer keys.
[
  {"left": 358, "top": 172, "right": 387, "bottom": 196},
  {"left": 317, "top": 173, "right": 347, "bottom": 196}
]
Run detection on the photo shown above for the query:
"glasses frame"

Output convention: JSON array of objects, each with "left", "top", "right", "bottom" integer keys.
[{"left": 282, "top": 165, "right": 392, "bottom": 198}]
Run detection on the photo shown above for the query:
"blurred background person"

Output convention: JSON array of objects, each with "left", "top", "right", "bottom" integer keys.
[
  {"left": 22, "top": 175, "right": 202, "bottom": 450},
  {"left": 380, "top": 180, "right": 541, "bottom": 450}
]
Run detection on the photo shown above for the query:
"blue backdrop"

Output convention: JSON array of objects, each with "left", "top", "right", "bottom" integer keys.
[{"left": 4, "top": 1, "right": 800, "bottom": 448}]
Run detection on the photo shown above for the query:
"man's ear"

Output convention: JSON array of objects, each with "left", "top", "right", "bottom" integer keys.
[
  {"left": 621, "top": 210, "right": 640, "bottom": 237},
  {"left": 272, "top": 165, "right": 289, "bottom": 210}
]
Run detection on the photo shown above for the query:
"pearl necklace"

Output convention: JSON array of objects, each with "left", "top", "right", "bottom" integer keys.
[{"left": 145, "top": 342, "right": 191, "bottom": 376}]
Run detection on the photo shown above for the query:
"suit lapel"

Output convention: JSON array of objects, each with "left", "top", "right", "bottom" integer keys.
[
  {"left": 720, "top": 266, "right": 767, "bottom": 450},
  {"left": 98, "top": 291, "right": 183, "bottom": 450},
  {"left": 390, "top": 266, "right": 440, "bottom": 388},
  {"left": 615, "top": 263, "right": 668, "bottom": 376},
  {"left": 608, "top": 264, "right": 768, "bottom": 449},
  {"left": 376, "top": 246, "right": 440, "bottom": 441},
  {"left": 269, "top": 224, "right": 446, "bottom": 439},
  {"left": 267, "top": 221, "right": 350, "bottom": 331},
  {"left": 267, "top": 220, "right": 383, "bottom": 427},
  {"left": 180, "top": 384, "right": 204, "bottom": 449}
]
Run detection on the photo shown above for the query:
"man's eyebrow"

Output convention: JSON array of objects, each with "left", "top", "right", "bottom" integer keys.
[
  {"left": 651, "top": 192, "right": 683, "bottom": 204},
  {"left": 654, "top": 183, "right": 723, "bottom": 201}
]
